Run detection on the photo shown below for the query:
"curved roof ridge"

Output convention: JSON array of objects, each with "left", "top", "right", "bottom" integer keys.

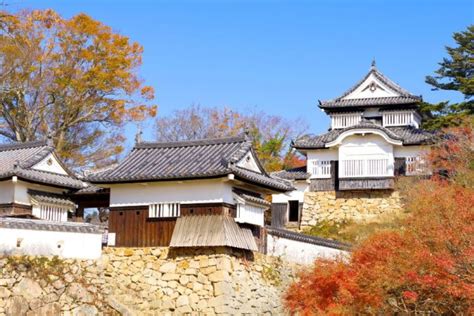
[
  {"left": 0, "top": 140, "right": 48, "bottom": 152},
  {"left": 336, "top": 65, "right": 419, "bottom": 101},
  {"left": 136, "top": 135, "right": 246, "bottom": 149},
  {"left": 319, "top": 64, "right": 422, "bottom": 109},
  {"left": 370, "top": 67, "right": 418, "bottom": 98},
  {"left": 293, "top": 124, "right": 435, "bottom": 150},
  {"left": 337, "top": 120, "right": 404, "bottom": 140},
  {"left": 20, "top": 146, "right": 55, "bottom": 169}
]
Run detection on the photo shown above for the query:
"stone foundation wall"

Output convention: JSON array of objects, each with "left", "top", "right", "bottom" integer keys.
[
  {"left": 0, "top": 247, "right": 299, "bottom": 315},
  {"left": 301, "top": 190, "right": 403, "bottom": 228}
]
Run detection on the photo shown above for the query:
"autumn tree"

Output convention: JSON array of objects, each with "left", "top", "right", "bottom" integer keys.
[
  {"left": 0, "top": 9, "right": 156, "bottom": 167},
  {"left": 154, "top": 104, "right": 307, "bottom": 171},
  {"left": 421, "top": 25, "right": 474, "bottom": 130},
  {"left": 285, "top": 124, "right": 474, "bottom": 315}
]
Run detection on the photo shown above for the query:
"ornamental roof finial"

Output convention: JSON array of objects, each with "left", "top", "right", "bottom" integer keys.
[
  {"left": 371, "top": 58, "right": 376, "bottom": 69},
  {"left": 135, "top": 126, "right": 143, "bottom": 144},
  {"left": 46, "top": 132, "right": 54, "bottom": 147}
]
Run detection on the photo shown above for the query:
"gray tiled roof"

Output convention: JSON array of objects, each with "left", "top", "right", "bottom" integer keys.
[
  {"left": 0, "top": 217, "right": 104, "bottom": 234},
  {"left": 266, "top": 227, "right": 351, "bottom": 250},
  {"left": 320, "top": 96, "right": 420, "bottom": 108},
  {"left": 233, "top": 189, "right": 271, "bottom": 206},
  {"left": 320, "top": 65, "right": 421, "bottom": 110},
  {"left": 271, "top": 166, "right": 310, "bottom": 180},
  {"left": 28, "top": 190, "right": 76, "bottom": 207},
  {"left": 88, "top": 136, "right": 293, "bottom": 192},
  {"left": 293, "top": 122, "right": 435, "bottom": 149},
  {"left": 0, "top": 141, "right": 84, "bottom": 189},
  {"left": 74, "top": 185, "right": 109, "bottom": 194}
]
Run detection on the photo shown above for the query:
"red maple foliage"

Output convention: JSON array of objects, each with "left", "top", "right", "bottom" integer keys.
[{"left": 285, "top": 124, "right": 474, "bottom": 315}]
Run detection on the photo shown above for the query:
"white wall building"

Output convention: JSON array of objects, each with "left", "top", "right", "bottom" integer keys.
[
  {"left": 88, "top": 135, "right": 293, "bottom": 250},
  {"left": 0, "top": 140, "right": 85, "bottom": 221},
  {"left": 272, "top": 62, "right": 434, "bottom": 228}
]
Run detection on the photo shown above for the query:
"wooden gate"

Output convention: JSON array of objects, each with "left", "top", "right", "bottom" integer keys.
[{"left": 270, "top": 203, "right": 287, "bottom": 228}]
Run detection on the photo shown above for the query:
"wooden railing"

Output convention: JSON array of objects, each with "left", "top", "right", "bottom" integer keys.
[
  {"left": 339, "top": 158, "right": 392, "bottom": 178},
  {"left": 331, "top": 114, "right": 362, "bottom": 129},
  {"left": 32, "top": 204, "right": 69, "bottom": 222},
  {"left": 310, "top": 160, "right": 331, "bottom": 178},
  {"left": 382, "top": 111, "right": 420, "bottom": 128}
]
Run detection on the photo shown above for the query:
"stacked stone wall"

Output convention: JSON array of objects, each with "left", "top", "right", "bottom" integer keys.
[
  {"left": 0, "top": 247, "right": 299, "bottom": 315},
  {"left": 301, "top": 190, "right": 403, "bottom": 228}
]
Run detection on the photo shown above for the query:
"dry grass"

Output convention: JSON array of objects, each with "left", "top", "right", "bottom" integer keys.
[{"left": 302, "top": 213, "right": 408, "bottom": 245}]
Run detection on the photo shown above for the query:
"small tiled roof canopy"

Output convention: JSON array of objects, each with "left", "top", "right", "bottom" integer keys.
[
  {"left": 271, "top": 166, "right": 310, "bottom": 181},
  {"left": 88, "top": 135, "right": 293, "bottom": 192},
  {"left": 0, "top": 217, "right": 104, "bottom": 234},
  {"left": 0, "top": 141, "right": 84, "bottom": 189},
  {"left": 319, "top": 63, "right": 422, "bottom": 111},
  {"left": 293, "top": 121, "right": 435, "bottom": 150}
]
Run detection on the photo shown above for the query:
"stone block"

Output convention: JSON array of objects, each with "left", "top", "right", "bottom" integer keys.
[
  {"left": 162, "top": 273, "right": 180, "bottom": 281},
  {"left": 159, "top": 262, "right": 176, "bottom": 273},
  {"left": 176, "top": 295, "right": 189, "bottom": 307},
  {"left": 13, "top": 278, "right": 43, "bottom": 300},
  {"left": 209, "top": 270, "right": 228, "bottom": 283},
  {"left": 0, "top": 287, "right": 11, "bottom": 299},
  {"left": 208, "top": 295, "right": 225, "bottom": 307}
]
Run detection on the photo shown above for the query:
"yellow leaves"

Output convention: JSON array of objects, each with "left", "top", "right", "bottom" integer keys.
[
  {"left": 127, "top": 104, "right": 158, "bottom": 121},
  {"left": 0, "top": 9, "right": 157, "bottom": 168},
  {"left": 148, "top": 105, "right": 158, "bottom": 118},
  {"left": 140, "top": 86, "right": 155, "bottom": 100}
]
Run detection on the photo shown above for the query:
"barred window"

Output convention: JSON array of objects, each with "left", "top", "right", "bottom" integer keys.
[
  {"left": 311, "top": 160, "right": 331, "bottom": 178},
  {"left": 148, "top": 203, "right": 181, "bottom": 218}
]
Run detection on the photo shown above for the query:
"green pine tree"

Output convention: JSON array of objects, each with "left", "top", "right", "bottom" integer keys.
[{"left": 422, "top": 25, "right": 473, "bottom": 130}]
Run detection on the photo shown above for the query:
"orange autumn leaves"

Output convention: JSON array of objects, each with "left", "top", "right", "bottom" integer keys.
[
  {"left": 285, "top": 125, "right": 474, "bottom": 315},
  {"left": 0, "top": 9, "right": 156, "bottom": 167}
]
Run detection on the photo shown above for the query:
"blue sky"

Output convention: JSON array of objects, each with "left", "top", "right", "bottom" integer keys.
[{"left": 13, "top": 0, "right": 474, "bottom": 147}]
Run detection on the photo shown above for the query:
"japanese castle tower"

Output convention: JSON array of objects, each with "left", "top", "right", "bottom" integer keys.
[{"left": 272, "top": 62, "right": 434, "bottom": 229}]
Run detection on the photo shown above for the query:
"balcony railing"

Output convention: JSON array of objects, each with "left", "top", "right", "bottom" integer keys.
[{"left": 339, "top": 158, "right": 393, "bottom": 178}]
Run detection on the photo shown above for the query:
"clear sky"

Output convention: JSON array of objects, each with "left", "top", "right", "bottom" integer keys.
[{"left": 11, "top": 0, "right": 474, "bottom": 147}]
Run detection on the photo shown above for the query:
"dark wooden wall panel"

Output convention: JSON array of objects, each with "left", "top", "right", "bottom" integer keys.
[
  {"left": 109, "top": 203, "right": 236, "bottom": 247},
  {"left": 270, "top": 203, "right": 287, "bottom": 228},
  {"left": 338, "top": 178, "right": 395, "bottom": 190},
  {"left": 181, "top": 203, "right": 235, "bottom": 217},
  {"left": 394, "top": 157, "right": 406, "bottom": 176},
  {"left": 109, "top": 206, "right": 176, "bottom": 247}
]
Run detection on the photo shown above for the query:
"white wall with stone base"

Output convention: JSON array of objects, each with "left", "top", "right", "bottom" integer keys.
[
  {"left": 267, "top": 233, "right": 347, "bottom": 265},
  {"left": 0, "top": 228, "right": 103, "bottom": 259}
]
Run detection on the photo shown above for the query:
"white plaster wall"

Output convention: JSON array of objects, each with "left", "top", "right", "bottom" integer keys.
[
  {"left": 31, "top": 153, "right": 68, "bottom": 175},
  {"left": 109, "top": 179, "right": 235, "bottom": 207},
  {"left": 339, "top": 134, "right": 393, "bottom": 158},
  {"left": 237, "top": 151, "right": 262, "bottom": 173},
  {"left": 0, "top": 181, "right": 14, "bottom": 204},
  {"left": 13, "top": 180, "right": 66, "bottom": 205},
  {"left": 306, "top": 149, "right": 338, "bottom": 177},
  {"left": 306, "top": 149, "right": 338, "bottom": 163},
  {"left": 343, "top": 72, "right": 398, "bottom": 100},
  {"left": 267, "top": 234, "right": 347, "bottom": 265},
  {"left": 272, "top": 181, "right": 308, "bottom": 203},
  {"left": 0, "top": 228, "right": 102, "bottom": 259}
]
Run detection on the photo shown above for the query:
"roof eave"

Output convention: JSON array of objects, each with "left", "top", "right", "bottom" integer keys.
[{"left": 88, "top": 173, "right": 231, "bottom": 185}]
